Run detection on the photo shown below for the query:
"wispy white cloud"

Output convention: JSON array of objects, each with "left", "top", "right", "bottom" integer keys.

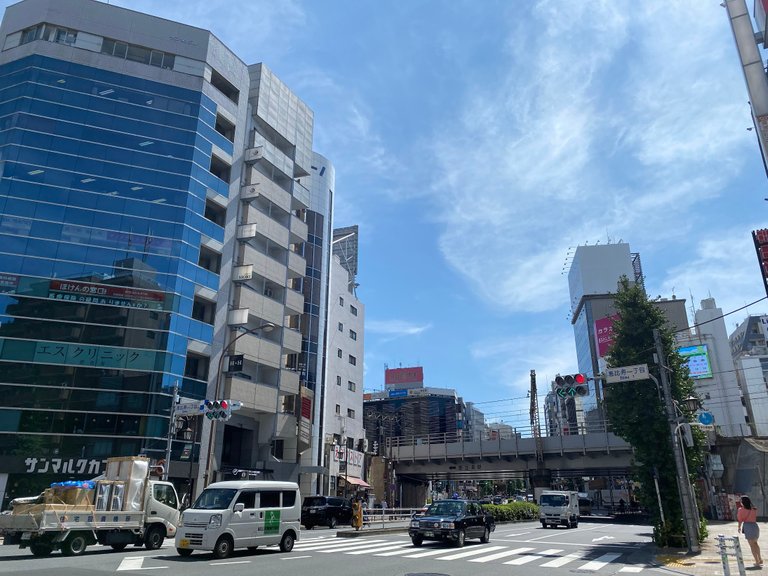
[
  {"left": 366, "top": 319, "right": 432, "bottom": 338},
  {"left": 655, "top": 225, "right": 768, "bottom": 328},
  {"left": 429, "top": 1, "right": 755, "bottom": 315}
]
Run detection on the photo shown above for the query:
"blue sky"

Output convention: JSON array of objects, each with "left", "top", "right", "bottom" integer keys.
[{"left": 9, "top": 1, "right": 768, "bottom": 427}]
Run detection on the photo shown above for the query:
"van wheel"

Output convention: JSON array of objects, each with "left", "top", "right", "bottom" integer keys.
[
  {"left": 177, "top": 548, "right": 193, "bottom": 557},
  {"left": 328, "top": 516, "right": 337, "bottom": 529},
  {"left": 144, "top": 525, "right": 165, "bottom": 550},
  {"left": 213, "top": 535, "right": 233, "bottom": 559},
  {"left": 279, "top": 532, "right": 295, "bottom": 553}
]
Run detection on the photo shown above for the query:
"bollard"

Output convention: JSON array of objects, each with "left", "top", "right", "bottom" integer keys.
[{"left": 718, "top": 534, "right": 746, "bottom": 576}]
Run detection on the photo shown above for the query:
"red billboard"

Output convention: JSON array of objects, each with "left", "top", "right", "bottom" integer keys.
[
  {"left": 385, "top": 366, "right": 423, "bottom": 386},
  {"left": 594, "top": 314, "right": 620, "bottom": 358}
]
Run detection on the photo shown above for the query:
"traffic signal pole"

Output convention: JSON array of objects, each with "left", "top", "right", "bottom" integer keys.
[
  {"left": 653, "top": 329, "right": 700, "bottom": 554},
  {"left": 163, "top": 381, "right": 179, "bottom": 481}
]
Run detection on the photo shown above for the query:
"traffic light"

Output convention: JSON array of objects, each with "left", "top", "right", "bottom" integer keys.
[
  {"left": 201, "top": 399, "right": 231, "bottom": 420},
  {"left": 554, "top": 374, "right": 589, "bottom": 397},
  {"left": 372, "top": 440, "right": 379, "bottom": 455}
]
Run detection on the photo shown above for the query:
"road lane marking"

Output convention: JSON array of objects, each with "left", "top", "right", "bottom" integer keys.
[
  {"left": 504, "top": 548, "right": 563, "bottom": 565},
  {"left": 282, "top": 555, "right": 312, "bottom": 560},
  {"left": 405, "top": 547, "right": 462, "bottom": 558},
  {"left": 469, "top": 547, "right": 535, "bottom": 563},
  {"left": 436, "top": 545, "right": 506, "bottom": 560},
  {"left": 210, "top": 561, "right": 251, "bottom": 566},
  {"left": 294, "top": 539, "right": 386, "bottom": 551},
  {"left": 317, "top": 540, "right": 391, "bottom": 553},
  {"left": 117, "top": 556, "right": 167, "bottom": 571},
  {"left": 619, "top": 567, "right": 644, "bottom": 573},
  {"left": 539, "top": 551, "right": 585, "bottom": 567},
  {"left": 345, "top": 543, "right": 410, "bottom": 555},
  {"left": 579, "top": 552, "right": 623, "bottom": 570}
]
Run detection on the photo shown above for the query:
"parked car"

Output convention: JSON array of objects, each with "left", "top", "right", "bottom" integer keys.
[
  {"left": 408, "top": 499, "right": 495, "bottom": 548},
  {"left": 301, "top": 496, "right": 353, "bottom": 529}
]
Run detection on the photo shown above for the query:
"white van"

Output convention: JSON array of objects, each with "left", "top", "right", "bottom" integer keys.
[{"left": 175, "top": 480, "right": 300, "bottom": 559}]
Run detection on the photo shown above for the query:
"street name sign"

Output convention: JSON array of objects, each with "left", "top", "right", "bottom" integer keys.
[
  {"left": 605, "top": 364, "right": 649, "bottom": 384},
  {"left": 175, "top": 401, "right": 204, "bottom": 416}
]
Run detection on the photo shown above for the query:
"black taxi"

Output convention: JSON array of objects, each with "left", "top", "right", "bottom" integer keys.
[{"left": 408, "top": 499, "right": 495, "bottom": 547}]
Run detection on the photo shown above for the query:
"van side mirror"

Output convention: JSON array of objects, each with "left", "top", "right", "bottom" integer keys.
[{"left": 234, "top": 503, "right": 245, "bottom": 512}]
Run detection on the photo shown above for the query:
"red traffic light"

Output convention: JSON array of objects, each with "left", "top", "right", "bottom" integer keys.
[
  {"left": 574, "top": 373, "right": 586, "bottom": 385},
  {"left": 220, "top": 400, "right": 229, "bottom": 410}
]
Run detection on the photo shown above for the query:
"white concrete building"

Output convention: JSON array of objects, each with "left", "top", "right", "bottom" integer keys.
[
  {"left": 322, "top": 227, "right": 366, "bottom": 496},
  {"left": 729, "top": 315, "right": 768, "bottom": 436},
  {"left": 677, "top": 298, "right": 750, "bottom": 437}
]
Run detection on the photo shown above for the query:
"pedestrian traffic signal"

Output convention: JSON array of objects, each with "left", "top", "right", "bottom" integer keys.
[{"left": 554, "top": 374, "right": 589, "bottom": 397}]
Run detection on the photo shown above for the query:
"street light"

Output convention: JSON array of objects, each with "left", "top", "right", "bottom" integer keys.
[{"left": 203, "top": 322, "right": 276, "bottom": 487}]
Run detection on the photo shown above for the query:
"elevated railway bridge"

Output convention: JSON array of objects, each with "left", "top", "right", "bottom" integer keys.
[{"left": 384, "top": 421, "right": 635, "bottom": 484}]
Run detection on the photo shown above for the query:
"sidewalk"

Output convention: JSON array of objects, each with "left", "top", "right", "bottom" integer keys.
[{"left": 654, "top": 520, "right": 762, "bottom": 575}]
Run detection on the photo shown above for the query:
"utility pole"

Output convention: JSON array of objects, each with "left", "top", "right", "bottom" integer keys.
[{"left": 654, "top": 329, "right": 700, "bottom": 554}]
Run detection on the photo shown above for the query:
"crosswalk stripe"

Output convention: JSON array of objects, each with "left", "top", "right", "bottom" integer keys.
[
  {"left": 375, "top": 546, "right": 423, "bottom": 557},
  {"left": 346, "top": 543, "right": 411, "bottom": 555},
  {"left": 579, "top": 552, "right": 623, "bottom": 570},
  {"left": 317, "top": 541, "right": 393, "bottom": 553},
  {"left": 504, "top": 548, "right": 563, "bottom": 565},
  {"left": 619, "top": 567, "right": 644, "bottom": 573},
  {"left": 404, "top": 547, "right": 462, "bottom": 559},
  {"left": 468, "top": 547, "right": 535, "bottom": 563},
  {"left": 436, "top": 545, "right": 506, "bottom": 560},
  {"left": 539, "top": 551, "right": 584, "bottom": 567},
  {"left": 294, "top": 539, "right": 386, "bottom": 551}
]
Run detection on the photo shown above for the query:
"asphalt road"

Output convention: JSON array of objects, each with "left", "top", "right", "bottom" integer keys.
[{"left": 0, "top": 521, "right": 668, "bottom": 576}]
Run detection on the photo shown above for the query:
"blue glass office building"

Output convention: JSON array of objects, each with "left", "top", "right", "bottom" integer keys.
[{"left": 0, "top": 0, "right": 257, "bottom": 507}]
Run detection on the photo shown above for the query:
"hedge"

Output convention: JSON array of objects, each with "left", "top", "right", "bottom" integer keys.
[{"left": 485, "top": 502, "right": 539, "bottom": 522}]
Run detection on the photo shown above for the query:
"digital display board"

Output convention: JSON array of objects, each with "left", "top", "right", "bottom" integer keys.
[{"left": 678, "top": 344, "right": 713, "bottom": 379}]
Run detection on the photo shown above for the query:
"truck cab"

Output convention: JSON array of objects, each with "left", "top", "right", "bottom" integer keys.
[{"left": 539, "top": 490, "right": 579, "bottom": 529}]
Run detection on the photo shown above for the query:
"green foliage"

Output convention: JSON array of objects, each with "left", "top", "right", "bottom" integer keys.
[
  {"left": 485, "top": 502, "right": 538, "bottom": 522},
  {"left": 604, "top": 277, "right": 707, "bottom": 547}
]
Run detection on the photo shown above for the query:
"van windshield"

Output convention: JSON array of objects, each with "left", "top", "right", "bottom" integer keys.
[
  {"left": 303, "top": 497, "right": 327, "bottom": 507},
  {"left": 192, "top": 488, "right": 237, "bottom": 510},
  {"left": 540, "top": 494, "right": 568, "bottom": 507}
]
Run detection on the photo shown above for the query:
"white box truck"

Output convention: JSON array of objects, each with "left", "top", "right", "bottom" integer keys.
[
  {"left": 0, "top": 456, "right": 180, "bottom": 557},
  {"left": 539, "top": 490, "right": 579, "bottom": 529}
]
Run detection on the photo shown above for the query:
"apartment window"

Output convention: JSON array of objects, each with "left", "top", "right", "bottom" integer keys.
[
  {"left": 335, "top": 404, "right": 341, "bottom": 415},
  {"left": 349, "top": 355, "right": 357, "bottom": 366},
  {"left": 337, "top": 348, "right": 343, "bottom": 358},
  {"left": 338, "top": 322, "right": 343, "bottom": 332},
  {"left": 20, "top": 24, "right": 44, "bottom": 45},
  {"left": 347, "top": 409, "right": 355, "bottom": 419},
  {"left": 336, "top": 375, "right": 341, "bottom": 386},
  {"left": 348, "top": 381, "right": 356, "bottom": 392},
  {"left": 349, "top": 329, "right": 357, "bottom": 341},
  {"left": 350, "top": 305, "right": 358, "bottom": 316},
  {"left": 339, "top": 296, "right": 344, "bottom": 306},
  {"left": 53, "top": 27, "right": 77, "bottom": 45}
]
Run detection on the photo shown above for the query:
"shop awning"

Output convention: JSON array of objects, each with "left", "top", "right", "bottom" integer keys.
[{"left": 344, "top": 477, "right": 371, "bottom": 488}]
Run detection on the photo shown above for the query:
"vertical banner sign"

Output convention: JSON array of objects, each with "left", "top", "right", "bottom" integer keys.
[{"left": 752, "top": 229, "right": 768, "bottom": 299}]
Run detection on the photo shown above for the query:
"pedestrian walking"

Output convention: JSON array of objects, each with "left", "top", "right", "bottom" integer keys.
[
  {"left": 738, "top": 495, "right": 763, "bottom": 567},
  {"left": 352, "top": 498, "right": 363, "bottom": 531}
]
